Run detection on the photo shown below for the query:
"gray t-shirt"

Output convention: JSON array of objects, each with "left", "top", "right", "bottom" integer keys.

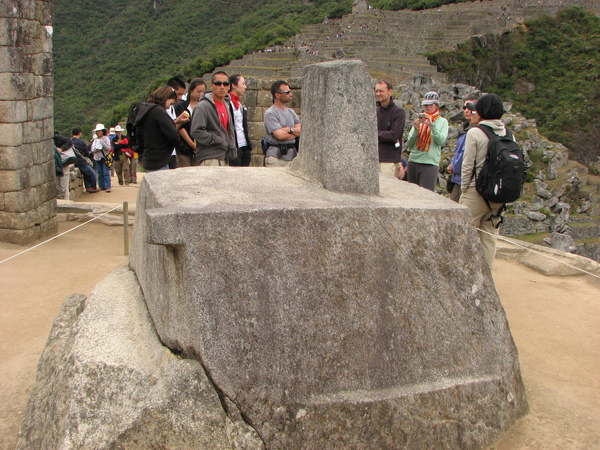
[{"left": 264, "top": 105, "right": 300, "bottom": 160}]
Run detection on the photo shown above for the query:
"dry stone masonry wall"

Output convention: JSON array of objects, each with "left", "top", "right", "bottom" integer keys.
[{"left": 0, "top": 0, "right": 57, "bottom": 244}]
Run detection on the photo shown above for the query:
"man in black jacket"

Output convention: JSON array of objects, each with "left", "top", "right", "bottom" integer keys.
[{"left": 375, "top": 80, "right": 406, "bottom": 179}]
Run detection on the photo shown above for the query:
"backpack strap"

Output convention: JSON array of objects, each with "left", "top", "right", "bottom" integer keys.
[
  {"left": 468, "top": 124, "right": 491, "bottom": 186},
  {"left": 485, "top": 199, "right": 505, "bottom": 229}
]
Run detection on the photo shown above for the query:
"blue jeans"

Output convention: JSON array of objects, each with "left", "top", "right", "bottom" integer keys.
[
  {"left": 95, "top": 158, "right": 111, "bottom": 189},
  {"left": 78, "top": 164, "right": 97, "bottom": 189}
]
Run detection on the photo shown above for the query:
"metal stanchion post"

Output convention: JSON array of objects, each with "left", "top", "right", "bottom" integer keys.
[{"left": 123, "top": 201, "right": 129, "bottom": 256}]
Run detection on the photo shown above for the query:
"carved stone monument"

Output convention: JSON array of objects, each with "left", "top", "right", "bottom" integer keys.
[
  {"left": 129, "top": 60, "right": 527, "bottom": 447},
  {"left": 20, "top": 60, "right": 527, "bottom": 448}
]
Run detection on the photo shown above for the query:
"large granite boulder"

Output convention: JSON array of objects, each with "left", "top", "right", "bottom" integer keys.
[
  {"left": 17, "top": 267, "right": 262, "bottom": 449},
  {"left": 127, "top": 60, "right": 526, "bottom": 448}
]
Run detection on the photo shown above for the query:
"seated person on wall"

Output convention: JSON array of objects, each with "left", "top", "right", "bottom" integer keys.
[
  {"left": 71, "top": 127, "right": 100, "bottom": 193},
  {"left": 406, "top": 91, "right": 448, "bottom": 191},
  {"left": 54, "top": 134, "right": 99, "bottom": 198},
  {"left": 375, "top": 80, "right": 406, "bottom": 179},
  {"left": 263, "top": 80, "right": 301, "bottom": 168}
]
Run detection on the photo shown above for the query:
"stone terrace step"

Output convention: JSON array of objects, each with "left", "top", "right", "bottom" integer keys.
[{"left": 213, "top": 0, "right": 600, "bottom": 87}]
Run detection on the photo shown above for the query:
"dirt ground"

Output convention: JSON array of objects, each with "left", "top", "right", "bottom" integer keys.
[{"left": 0, "top": 175, "right": 599, "bottom": 449}]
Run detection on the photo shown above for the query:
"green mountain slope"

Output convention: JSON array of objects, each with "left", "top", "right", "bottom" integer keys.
[
  {"left": 427, "top": 7, "right": 600, "bottom": 166},
  {"left": 52, "top": 0, "right": 352, "bottom": 135}
]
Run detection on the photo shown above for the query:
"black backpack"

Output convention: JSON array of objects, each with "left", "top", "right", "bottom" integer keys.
[
  {"left": 472, "top": 125, "right": 526, "bottom": 227},
  {"left": 125, "top": 102, "right": 157, "bottom": 161}
]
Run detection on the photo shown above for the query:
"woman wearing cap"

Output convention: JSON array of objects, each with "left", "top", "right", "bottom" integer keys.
[
  {"left": 90, "top": 124, "right": 112, "bottom": 192},
  {"left": 406, "top": 91, "right": 449, "bottom": 191},
  {"left": 460, "top": 93, "right": 507, "bottom": 268}
]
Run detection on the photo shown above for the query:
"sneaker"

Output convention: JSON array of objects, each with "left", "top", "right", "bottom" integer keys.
[{"left": 86, "top": 187, "right": 100, "bottom": 193}]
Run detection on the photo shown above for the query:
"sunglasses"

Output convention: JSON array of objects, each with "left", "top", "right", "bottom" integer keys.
[
  {"left": 212, "top": 81, "right": 230, "bottom": 86},
  {"left": 278, "top": 90, "right": 292, "bottom": 94},
  {"left": 463, "top": 102, "right": 477, "bottom": 111}
]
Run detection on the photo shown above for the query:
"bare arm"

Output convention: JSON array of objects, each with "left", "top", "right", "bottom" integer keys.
[{"left": 272, "top": 123, "right": 301, "bottom": 141}]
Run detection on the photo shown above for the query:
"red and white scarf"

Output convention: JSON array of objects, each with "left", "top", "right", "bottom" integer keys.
[
  {"left": 416, "top": 110, "right": 441, "bottom": 152},
  {"left": 230, "top": 93, "right": 240, "bottom": 110}
]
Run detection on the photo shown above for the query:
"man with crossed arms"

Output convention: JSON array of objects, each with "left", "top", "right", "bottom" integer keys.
[{"left": 263, "top": 80, "right": 301, "bottom": 167}]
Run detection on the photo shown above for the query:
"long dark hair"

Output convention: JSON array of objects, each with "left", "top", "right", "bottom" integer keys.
[{"left": 187, "top": 78, "right": 206, "bottom": 96}]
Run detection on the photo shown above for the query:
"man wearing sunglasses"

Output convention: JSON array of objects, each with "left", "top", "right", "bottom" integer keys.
[
  {"left": 190, "top": 71, "right": 237, "bottom": 166},
  {"left": 263, "top": 80, "right": 301, "bottom": 167}
]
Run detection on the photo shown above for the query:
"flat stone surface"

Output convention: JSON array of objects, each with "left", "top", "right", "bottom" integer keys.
[{"left": 130, "top": 167, "right": 528, "bottom": 448}]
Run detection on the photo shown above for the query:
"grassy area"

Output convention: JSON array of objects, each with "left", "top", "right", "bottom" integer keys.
[{"left": 512, "top": 232, "right": 550, "bottom": 246}]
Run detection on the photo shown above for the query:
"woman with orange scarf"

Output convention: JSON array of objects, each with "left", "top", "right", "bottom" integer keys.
[{"left": 406, "top": 91, "right": 448, "bottom": 191}]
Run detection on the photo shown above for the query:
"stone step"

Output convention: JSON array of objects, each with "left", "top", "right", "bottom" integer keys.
[
  {"left": 228, "top": 58, "right": 295, "bottom": 68},
  {"left": 219, "top": 66, "right": 292, "bottom": 78}
]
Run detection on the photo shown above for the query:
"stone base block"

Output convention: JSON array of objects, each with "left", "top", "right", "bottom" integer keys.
[{"left": 130, "top": 167, "right": 527, "bottom": 448}]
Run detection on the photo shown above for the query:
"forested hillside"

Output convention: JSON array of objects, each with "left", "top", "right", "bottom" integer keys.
[
  {"left": 52, "top": 0, "right": 479, "bottom": 135},
  {"left": 427, "top": 7, "right": 600, "bottom": 166},
  {"left": 52, "top": 0, "right": 353, "bottom": 135}
]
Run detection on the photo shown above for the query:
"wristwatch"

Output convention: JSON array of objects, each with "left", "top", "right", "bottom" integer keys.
[{"left": 290, "top": 128, "right": 295, "bottom": 134}]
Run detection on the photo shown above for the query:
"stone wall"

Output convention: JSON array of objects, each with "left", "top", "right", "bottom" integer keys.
[{"left": 0, "top": 0, "right": 57, "bottom": 244}]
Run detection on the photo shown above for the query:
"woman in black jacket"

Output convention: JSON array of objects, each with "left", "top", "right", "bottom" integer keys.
[{"left": 137, "top": 86, "right": 189, "bottom": 172}]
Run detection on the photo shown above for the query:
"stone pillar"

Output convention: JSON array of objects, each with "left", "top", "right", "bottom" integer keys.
[
  {"left": 292, "top": 60, "right": 379, "bottom": 194},
  {"left": 0, "top": 0, "right": 57, "bottom": 244}
]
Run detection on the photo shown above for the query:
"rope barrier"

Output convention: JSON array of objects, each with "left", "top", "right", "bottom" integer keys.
[
  {"left": 478, "top": 227, "right": 600, "bottom": 280},
  {"left": 0, "top": 204, "right": 123, "bottom": 266},
  {"left": 2, "top": 202, "right": 598, "bottom": 282}
]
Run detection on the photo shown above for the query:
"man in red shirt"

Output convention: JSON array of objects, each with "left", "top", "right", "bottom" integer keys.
[{"left": 190, "top": 71, "right": 237, "bottom": 166}]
